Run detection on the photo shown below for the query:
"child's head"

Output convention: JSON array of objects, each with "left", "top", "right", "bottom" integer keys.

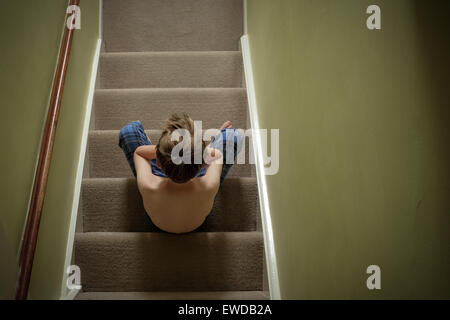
[{"left": 156, "top": 113, "right": 206, "bottom": 183}]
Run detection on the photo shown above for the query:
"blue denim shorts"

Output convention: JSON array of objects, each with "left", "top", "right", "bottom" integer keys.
[{"left": 118, "top": 121, "right": 243, "bottom": 186}]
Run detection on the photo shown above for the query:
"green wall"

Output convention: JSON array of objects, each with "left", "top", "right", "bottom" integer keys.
[
  {"left": 0, "top": 0, "right": 67, "bottom": 299},
  {"left": 29, "top": 0, "right": 100, "bottom": 299},
  {"left": 247, "top": 0, "right": 450, "bottom": 299},
  {"left": 0, "top": 0, "right": 100, "bottom": 299}
]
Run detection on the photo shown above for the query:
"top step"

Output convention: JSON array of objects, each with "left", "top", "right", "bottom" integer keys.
[{"left": 103, "top": 0, "right": 243, "bottom": 52}]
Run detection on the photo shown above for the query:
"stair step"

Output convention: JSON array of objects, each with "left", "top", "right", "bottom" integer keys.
[
  {"left": 82, "top": 177, "right": 259, "bottom": 232},
  {"left": 87, "top": 130, "right": 255, "bottom": 178},
  {"left": 75, "top": 232, "right": 263, "bottom": 292},
  {"left": 94, "top": 88, "right": 248, "bottom": 130},
  {"left": 103, "top": 0, "right": 243, "bottom": 52},
  {"left": 99, "top": 52, "right": 243, "bottom": 89},
  {"left": 76, "top": 291, "right": 269, "bottom": 300}
]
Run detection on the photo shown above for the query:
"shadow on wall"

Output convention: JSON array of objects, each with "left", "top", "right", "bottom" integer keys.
[
  {"left": 409, "top": 0, "right": 450, "bottom": 298},
  {"left": 411, "top": 0, "right": 450, "bottom": 223},
  {"left": 413, "top": 0, "right": 450, "bottom": 128}
]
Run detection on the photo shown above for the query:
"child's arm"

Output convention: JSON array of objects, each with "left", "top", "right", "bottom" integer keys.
[
  {"left": 134, "top": 151, "right": 158, "bottom": 191},
  {"left": 135, "top": 145, "right": 157, "bottom": 160},
  {"left": 199, "top": 147, "right": 223, "bottom": 193}
]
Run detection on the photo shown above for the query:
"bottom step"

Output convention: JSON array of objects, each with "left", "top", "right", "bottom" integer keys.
[
  {"left": 76, "top": 291, "right": 270, "bottom": 300},
  {"left": 75, "top": 232, "right": 263, "bottom": 291}
]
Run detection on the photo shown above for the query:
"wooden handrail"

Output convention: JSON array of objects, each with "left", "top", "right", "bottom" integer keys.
[{"left": 15, "top": 0, "right": 80, "bottom": 300}]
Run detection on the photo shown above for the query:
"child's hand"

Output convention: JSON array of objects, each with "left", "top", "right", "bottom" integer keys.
[
  {"left": 204, "top": 147, "right": 223, "bottom": 165},
  {"left": 219, "top": 121, "right": 232, "bottom": 130}
]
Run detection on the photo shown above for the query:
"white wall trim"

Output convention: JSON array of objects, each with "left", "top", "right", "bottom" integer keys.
[
  {"left": 240, "top": 35, "right": 281, "bottom": 300},
  {"left": 99, "top": 0, "right": 103, "bottom": 39},
  {"left": 59, "top": 38, "right": 102, "bottom": 300},
  {"left": 61, "top": 286, "right": 80, "bottom": 300}
]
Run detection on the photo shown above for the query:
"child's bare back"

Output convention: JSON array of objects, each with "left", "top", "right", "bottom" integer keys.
[{"left": 137, "top": 172, "right": 219, "bottom": 233}]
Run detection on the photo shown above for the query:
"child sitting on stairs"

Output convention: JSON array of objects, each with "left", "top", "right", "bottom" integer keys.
[{"left": 118, "top": 113, "right": 243, "bottom": 234}]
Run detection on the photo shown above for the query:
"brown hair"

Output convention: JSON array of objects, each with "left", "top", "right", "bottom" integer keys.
[{"left": 156, "top": 113, "right": 206, "bottom": 183}]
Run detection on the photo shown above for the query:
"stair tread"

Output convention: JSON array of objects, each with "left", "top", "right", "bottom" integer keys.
[
  {"left": 82, "top": 177, "right": 259, "bottom": 232},
  {"left": 87, "top": 130, "right": 255, "bottom": 178},
  {"left": 76, "top": 291, "right": 269, "bottom": 300},
  {"left": 101, "top": 51, "right": 242, "bottom": 56},
  {"left": 75, "top": 232, "right": 263, "bottom": 292},
  {"left": 99, "top": 51, "right": 243, "bottom": 89},
  {"left": 103, "top": 0, "right": 243, "bottom": 52},
  {"left": 94, "top": 87, "right": 248, "bottom": 130}
]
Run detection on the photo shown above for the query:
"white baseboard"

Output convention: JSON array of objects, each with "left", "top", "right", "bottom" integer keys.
[
  {"left": 240, "top": 35, "right": 281, "bottom": 300},
  {"left": 61, "top": 287, "right": 80, "bottom": 300},
  {"left": 99, "top": 0, "right": 103, "bottom": 39},
  {"left": 59, "top": 38, "right": 102, "bottom": 300}
]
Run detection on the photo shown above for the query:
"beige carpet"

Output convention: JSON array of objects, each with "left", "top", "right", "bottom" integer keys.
[
  {"left": 102, "top": 0, "right": 243, "bottom": 52},
  {"left": 75, "top": 0, "right": 267, "bottom": 300},
  {"left": 77, "top": 291, "right": 268, "bottom": 300},
  {"left": 100, "top": 52, "right": 243, "bottom": 89},
  {"left": 94, "top": 88, "right": 248, "bottom": 130}
]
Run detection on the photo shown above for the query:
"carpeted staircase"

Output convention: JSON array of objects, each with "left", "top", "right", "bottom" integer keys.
[{"left": 75, "top": 0, "right": 267, "bottom": 300}]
